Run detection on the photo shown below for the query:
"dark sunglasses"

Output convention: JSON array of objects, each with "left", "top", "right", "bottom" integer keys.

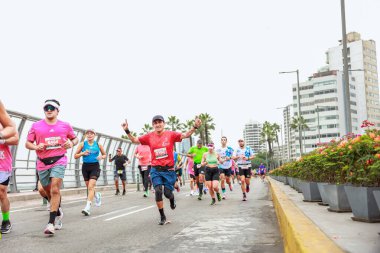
[
  {"left": 44, "top": 105, "right": 56, "bottom": 112},
  {"left": 238, "top": 140, "right": 244, "bottom": 142}
]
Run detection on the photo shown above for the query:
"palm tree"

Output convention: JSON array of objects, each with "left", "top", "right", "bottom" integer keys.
[
  {"left": 260, "top": 121, "right": 276, "bottom": 159},
  {"left": 272, "top": 123, "right": 281, "bottom": 165},
  {"left": 290, "top": 116, "right": 309, "bottom": 156},
  {"left": 167, "top": 116, "right": 183, "bottom": 131},
  {"left": 121, "top": 131, "right": 137, "bottom": 140},
  {"left": 199, "top": 113, "right": 215, "bottom": 144},
  {"left": 140, "top": 123, "right": 153, "bottom": 136}
]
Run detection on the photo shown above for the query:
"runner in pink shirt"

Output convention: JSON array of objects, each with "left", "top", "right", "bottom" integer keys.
[
  {"left": 134, "top": 144, "right": 152, "bottom": 197},
  {"left": 185, "top": 157, "right": 197, "bottom": 196},
  {"left": 26, "top": 99, "right": 78, "bottom": 235},
  {"left": 0, "top": 100, "right": 19, "bottom": 234},
  {"left": 122, "top": 115, "right": 201, "bottom": 225}
]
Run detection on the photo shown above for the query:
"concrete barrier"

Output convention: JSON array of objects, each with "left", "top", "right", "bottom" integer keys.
[{"left": 268, "top": 178, "right": 343, "bottom": 253}]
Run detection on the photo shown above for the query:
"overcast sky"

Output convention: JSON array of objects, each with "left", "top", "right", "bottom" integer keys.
[{"left": 1, "top": 0, "right": 379, "bottom": 147}]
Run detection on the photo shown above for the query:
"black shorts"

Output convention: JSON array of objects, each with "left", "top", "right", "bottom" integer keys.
[
  {"left": 176, "top": 168, "right": 183, "bottom": 177},
  {"left": 82, "top": 162, "right": 101, "bottom": 181},
  {"left": 219, "top": 168, "right": 231, "bottom": 177},
  {"left": 189, "top": 174, "right": 195, "bottom": 180},
  {"left": 0, "top": 177, "right": 10, "bottom": 186},
  {"left": 193, "top": 164, "right": 205, "bottom": 176},
  {"left": 205, "top": 167, "right": 220, "bottom": 181},
  {"left": 239, "top": 168, "right": 251, "bottom": 178}
]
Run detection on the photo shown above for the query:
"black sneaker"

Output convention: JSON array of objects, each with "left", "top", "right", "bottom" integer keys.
[
  {"left": 216, "top": 192, "right": 222, "bottom": 202},
  {"left": 210, "top": 199, "right": 216, "bottom": 205},
  {"left": 122, "top": 189, "right": 126, "bottom": 195},
  {"left": 115, "top": 189, "right": 120, "bottom": 195},
  {"left": 198, "top": 194, "right": 202, "bottom": 200},
  {"left": 170, "top": 199, "right": 176, "bottom": 210},
  {"left": 1, "top": 220, "right": 12, "bottom": 234},
  {"left": 158, "top": 216, "right": 167, "bottom": 225}
]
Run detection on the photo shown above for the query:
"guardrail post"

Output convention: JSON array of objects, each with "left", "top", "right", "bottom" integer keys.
[{"left": 136, "top": 173, "right": 140, "bottom": 191}]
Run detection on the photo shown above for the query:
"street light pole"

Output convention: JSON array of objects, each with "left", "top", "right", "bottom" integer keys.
[
  {"left": 340, "top": 0, "right": 352, "bottom": 134},
  {"left": 279, "top": 70, "right": 303, "bottom": 157}
]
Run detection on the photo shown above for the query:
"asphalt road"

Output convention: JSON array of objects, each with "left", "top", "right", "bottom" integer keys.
[{"left": 1, "top": 177, "right": 283, "bottom": 253}]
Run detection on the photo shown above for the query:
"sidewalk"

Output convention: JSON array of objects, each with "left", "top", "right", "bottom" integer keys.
[{"left": 269, "top": 178, "right": 380, "bottom": 253}]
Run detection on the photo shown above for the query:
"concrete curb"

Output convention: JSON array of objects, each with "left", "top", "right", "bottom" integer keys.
[
  {"left": 8, "top": 184, "right": 137, "bottom": 203},
  {"left": 268, "top": 178, "right": 344, "bottom": 253}
]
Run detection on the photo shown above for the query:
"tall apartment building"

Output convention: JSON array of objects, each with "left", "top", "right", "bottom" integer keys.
[
  {"left": 291, "top": 67, "right": 359, "bottom": 156},
  {"left": 282, "top": 105, "right": 295, "bottom": 160},
  {"left": 243, "top": 121, "right": 266, "bottom": 153},
  {"left": 326, "top": 32, "right": 380, "bottom": 129}
]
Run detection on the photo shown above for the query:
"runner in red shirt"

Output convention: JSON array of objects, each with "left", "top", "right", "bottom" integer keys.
[{"left": 122, "top": 115, "right": 201, "bottom": 225}]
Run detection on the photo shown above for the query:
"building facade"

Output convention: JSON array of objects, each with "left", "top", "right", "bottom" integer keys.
[{"left": 243, "top": 121, "right": 266, "bottom": 153}]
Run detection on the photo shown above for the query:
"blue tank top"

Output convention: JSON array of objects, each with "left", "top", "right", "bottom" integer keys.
[{"left": 82, "top": 140, "right": 100, "bottom": 163}]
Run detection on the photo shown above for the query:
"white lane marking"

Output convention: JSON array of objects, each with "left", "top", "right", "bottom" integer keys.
[
  {"left": 104, "top": 205, "right": 155, "bottom": 221},
  {"left": 10, "top": 207, "right": 40, "bottom": 213},
  {"left": 87, "top": 206, "right": 140, "bottom": 220}
]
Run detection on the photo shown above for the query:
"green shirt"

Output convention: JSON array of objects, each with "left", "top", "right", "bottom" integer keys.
[{"left": 188, "top": 146, "right": 208, "bottom": 164}]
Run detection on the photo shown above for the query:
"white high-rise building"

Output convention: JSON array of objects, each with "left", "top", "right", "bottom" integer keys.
[
  {"left": 326, "top": 32, "right": 380, "bottom": 129},
  {"left": 243, "top": 121, "right": 266, "bottom": 153},
  {"left": 282, "top": 105, "right": 295, "bottom": 160},
  {"left": 291, "top": 68, "right": 359, "bottom": 157}
]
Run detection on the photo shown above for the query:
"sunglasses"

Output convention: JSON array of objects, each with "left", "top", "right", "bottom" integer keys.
[
  {"left": 238, "top": 140, "right": 244, "bottom": 142},
  {"left": 44, "top": 105, "right": 56, "bottom": 112},
  {"left": 117, "top": 150, "right": 122, "bottom": 152}
]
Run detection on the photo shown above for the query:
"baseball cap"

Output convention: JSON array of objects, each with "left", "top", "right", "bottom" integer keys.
[
  {"left": 85, "top": 129, "right": 96, "bottom": 135},
  {"left": 152, "top": 115, "right": 165, "bottom": 122},
  {"left": 197, "top": 139, "right": 203, "bottom": 144}
]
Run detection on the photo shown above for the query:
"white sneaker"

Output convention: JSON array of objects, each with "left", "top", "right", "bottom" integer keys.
[
  {"left": 47, "top": 202, "right": 50, "bottom": 211},
  {"left": 44, "top": 223, "right": 55, "bottom": 235},
  {"left": 190, "top": 190, "right": 194, "bottom": 196},
  {"left": 82, "top": 208, "right": 91, "bottom": 216},
  {"left": 95, "top": 192, "right": 102, "bottom": 207},
  {"left": 54, "top": 207, "right": 63, "bottom": 230}
]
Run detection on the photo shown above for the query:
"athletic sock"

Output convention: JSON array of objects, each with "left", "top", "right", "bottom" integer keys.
[
  {"left": 2, "top": 211, "right": 10, "bottom": 222},
  {"left": 49, "top": 211, "right": 57, "bottom": 224},
  {"left": 199, "top": 183, "right": 204, "bottom": 195},
  {"left": 222, "top": 188, "right": 226, "bottom": 194},
  {"left": 86, "top": 200, "right": 92, "bottom": 210},
  {"left": 159, "top": 208, "right": 165, "bottom": 217}
]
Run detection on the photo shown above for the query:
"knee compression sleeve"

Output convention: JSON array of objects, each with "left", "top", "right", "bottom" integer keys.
[
  {"left": 163, "top": 187, "right": 174, "bottom": 200},
  {"left": 155, "top": 185, "right": 163, "bottom": 201}
]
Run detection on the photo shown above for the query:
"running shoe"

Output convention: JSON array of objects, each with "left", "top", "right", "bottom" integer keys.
[
  {"left": 216, "top": 192, "right": 222, "bottom": 202},
  {"left": 222, "top": 194, "right": 226, "bottom": 200},
  {"left": 158, "top": 215, "right": 167, "bottom": 225},
  {"left": 143, "top": 191, "right": 148, "bottom": 198},
  {"left": 122, "top": 189, "right": 126, "bottom": 195},
  {"left": 82, "top": 208, "right": 91, "bottom": 216},
  {"left": 243, "top": 196, "right": 247, "bottom": 201},
  {"left": 55, "top": 207, "right": 63, "bottom": 230},
  {"left": 44, "top": 223, "right": 55, "bottom": 235},
  {"left": 1, "top": 220, "right": 12, "bottom": 234},
  {"left": 210, "top": 199, "right": 216, "bottom": 205},
  {"left": 170, "top": 199, "right": 176, "bottom": 210},
  {"left": 246, "top": 185, "right": 250, "bottom": 193},
  {"left": 190, "top": 190, "right": 194, "bottom": 196},
  {"left": 115, "top": 189, "right": 120, "bottom": 195},
  {"left": 198, "top": 195, "right": 202, "bottom": 200},
  {"left": 95, "top": 192, "right": 102, "bottom": 207}
]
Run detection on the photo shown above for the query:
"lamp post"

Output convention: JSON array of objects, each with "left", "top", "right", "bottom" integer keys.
[{"left": 280, "top": 70, "right": 303, "bottom": 157}]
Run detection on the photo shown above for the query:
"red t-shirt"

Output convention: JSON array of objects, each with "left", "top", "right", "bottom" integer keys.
[
  {"left": 134, "top": 145, "right": 151, "bottom": 166},
  {"left": 138, "top": 131, "right": 182, "bottom": 167}
]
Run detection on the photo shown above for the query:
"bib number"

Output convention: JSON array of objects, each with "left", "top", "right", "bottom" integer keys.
[
  {"left": 45, "top": 137, "right": 62, "bottom": 150},
  {"left": 196, "top": 164, "right": 201, "bottom": 168},
  {"left": 154, "top": 148, "right": 168, "bottom": 160},
  {"left": 241, "top": 165, "right": 249, "bottom": 169},
  {"left": 141, "top": 166, "right": 148, "bottom": 171},
  {"left": 117, "top": 170, "right": 123, "bottom": 175}
]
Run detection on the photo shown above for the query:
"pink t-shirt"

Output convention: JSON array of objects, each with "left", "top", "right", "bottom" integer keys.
[
  {"left": 27, "top": 119, "right": 76, "bottom": 171},
  {"left": 187, "top": 157, "right": 194, "bottom": 175},
  {"left": 138, "top": 131, "right": 182, "bottom": 168},
  {"left": 134, "top": 145, "right": 151, "bottom": 166},
  {"left": 0, "top": 144, "right": 12, "bottom": 172}
]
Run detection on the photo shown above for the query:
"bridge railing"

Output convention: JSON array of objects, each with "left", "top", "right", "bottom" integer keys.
[{"left": 7, "top": 110, "right": 139, "bottom": 193}]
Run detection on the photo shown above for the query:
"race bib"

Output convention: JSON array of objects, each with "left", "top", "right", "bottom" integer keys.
[
  {"left": 241, "top": 165, "right": 249, "bottom": 169},
  {"left": 141, "top": 166, "right": 148, "bottom": 171},
  {"left": 154, "top": 148, "right": 168, "bottom": 160},
  {"left": 44, "top": 137, "right": 62, "bottom": 150},
  {"left": 117, "top": 170, "right": 123, "bottom": 175},
  {"left": 196, "top": 164, "right": 201, "bottom": 168}
]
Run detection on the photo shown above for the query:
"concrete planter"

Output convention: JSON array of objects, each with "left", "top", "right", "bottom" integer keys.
[
  {"left": 344, "top": 186, "right": 380, "bottom": 223},
  {"left": 324, "top": 184, "right": 351, "bottom": 212},
  {"left": 284, "top": 176, "right": 289, "bottom": 185},
  {"left": 301, "top": 182, "right": 322, "bottom": 202},
  {"left": 293, "top": 178, "right": 303, "bottom": 193},
  {"left": 317, "top": 182, "right": 329, "bottom": 206},
  {"left": 374, "top": 191, "right": 380, "bottom": 212},
  {"left": 288, "top": 177, "right": 294, "bottom": 188}
]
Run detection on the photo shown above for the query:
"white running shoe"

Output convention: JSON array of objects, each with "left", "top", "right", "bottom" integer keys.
[
  {"left": 82, "top": 208, "right": 91, "bottom": 216},
  {"left": 54, "top": 207, "right": 63, "bottom": 230},
  {"left": 95, "top": 192, "right": 102, "bottom": 207},
  {"left": 44, "top": 223, "right": 55, "bottom": 235},
  {"left": 190, "top": 190, "right": 194, "bottom": 196}
]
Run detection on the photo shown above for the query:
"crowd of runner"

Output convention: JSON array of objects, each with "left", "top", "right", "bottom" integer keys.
[{"left": 0, "top": 99, "right": 266, "bottom": 235}]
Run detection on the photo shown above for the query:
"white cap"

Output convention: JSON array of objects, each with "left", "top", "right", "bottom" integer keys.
[{"left": 43, "top": 100, "right": 60, "bottom": 110}]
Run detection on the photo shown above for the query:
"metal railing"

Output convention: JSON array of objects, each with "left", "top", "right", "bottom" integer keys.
[{"left": 7, "top": 109, "right": 138, "bottom": 192}]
